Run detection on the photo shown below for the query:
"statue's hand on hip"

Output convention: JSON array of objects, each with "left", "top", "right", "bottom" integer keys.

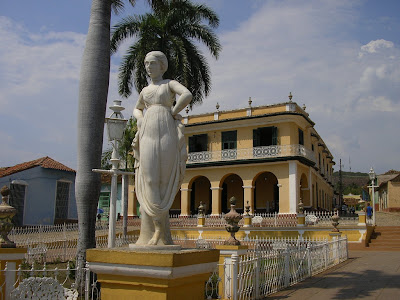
[{"left": 173, "top": 113, "right": 183, "bottom": 121}]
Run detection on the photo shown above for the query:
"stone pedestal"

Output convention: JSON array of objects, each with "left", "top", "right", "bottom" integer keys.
[
  {"left": 297, "top": 213, "right": 305, "bottom": 227},
  {"left": 357, "top": 211, "right": 366, "bottom": 226},
  {"left": 197, "top": 215, "right": 205, "bottom": 227},
  {"left": 0, "top": 248, "right": 27, "bottom": 300},
  {"left": 243, "top": 215, "right": 251, "bottom": 227},
  {"left": 329, "top": 232, "right": 343, "bottom": 264},
  {"left": 86, "top": 248, "right": 219, "bottom": 300},
  {"left": 216, "top": 245, "right": 248, "bottom": 300}
]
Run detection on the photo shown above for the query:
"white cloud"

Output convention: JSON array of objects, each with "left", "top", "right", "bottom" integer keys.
[
  {"left": 0, "top": 17, "right": 120, "bottom": 169},
  {"left": 359, "top": 39, "right": 394, "bottom": 57},
  {"left": 190, "top": 0, "right": 400, "bottom": 173},
  {"left": 1, "top": 1, "right": 399, "bottom": 174}
]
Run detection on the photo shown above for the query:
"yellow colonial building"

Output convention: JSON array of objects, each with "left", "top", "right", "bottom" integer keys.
[{"left": 167, "top": 96, "right": 335, "bottom": 216}]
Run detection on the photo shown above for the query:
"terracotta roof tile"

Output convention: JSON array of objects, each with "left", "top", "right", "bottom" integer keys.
[{"left": 0, "top": 156, "right": 75, "bottom": 178}]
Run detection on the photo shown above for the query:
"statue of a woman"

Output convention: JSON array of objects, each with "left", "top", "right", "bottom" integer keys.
[{"left": 132, "top": 51, "right": 192, "bottom": 246}]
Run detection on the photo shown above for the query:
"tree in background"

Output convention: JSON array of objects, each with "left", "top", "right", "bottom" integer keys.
[
  {"left": 110, "top": 0, "right": 221, "bottom": 106},
  {"left": 101, "top": 117, "right": 137, "bottom": 170},
  {"left": 75, "top": 0, "right": 160, "bottom": 282}
]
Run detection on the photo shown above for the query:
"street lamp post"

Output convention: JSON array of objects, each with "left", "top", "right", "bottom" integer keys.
[
  {"left": 368, "top": 167, "right": 377, "bottom": 226},
  {"left": 93, "top": 100, "right": 134, "bottom": 248}
]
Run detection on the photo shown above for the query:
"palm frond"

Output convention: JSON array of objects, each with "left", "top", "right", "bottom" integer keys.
[{"left": 111, "top": 0, "right": 221, "bottom": 106}]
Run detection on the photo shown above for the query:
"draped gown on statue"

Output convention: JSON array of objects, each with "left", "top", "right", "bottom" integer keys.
[{"left": 133, "top": 79, "right": 186, "bottom": 241}]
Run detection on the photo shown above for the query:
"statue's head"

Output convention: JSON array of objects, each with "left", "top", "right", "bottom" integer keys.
[{"left": 144, "top": 51, "right": 168, "bottom": 75}]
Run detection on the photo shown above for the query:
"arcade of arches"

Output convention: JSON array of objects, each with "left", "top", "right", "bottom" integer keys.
[
  {"left": 129, "top": 162, "right": 334, "bottom": 216},
  {"left": 167, "top": 161, "right": 333, "bottom": 216}
]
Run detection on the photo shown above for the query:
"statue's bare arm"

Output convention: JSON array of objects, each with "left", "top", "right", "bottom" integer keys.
[
  {"left": 133, "top": 92, "right": 145, "bottom": 128},
  {"left": 169, "top": 80, "right": 192, "bottom": 116}
]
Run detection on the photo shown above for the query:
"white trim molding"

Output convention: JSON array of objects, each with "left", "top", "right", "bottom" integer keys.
[{"left": 88, "top": 261, "right": 217, "bottom": 280}]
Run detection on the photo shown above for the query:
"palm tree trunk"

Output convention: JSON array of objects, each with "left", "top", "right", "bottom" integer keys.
[{"left": 75, "top": 0, "right": 112, "bottom": 280}]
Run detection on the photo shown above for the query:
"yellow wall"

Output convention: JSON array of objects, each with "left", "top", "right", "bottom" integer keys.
[
  {"left": 253, "top": 105, "right": 286, "bottom": 116},
  {"left": 128, "top": 102, "right": 335, "bottom": 215}
]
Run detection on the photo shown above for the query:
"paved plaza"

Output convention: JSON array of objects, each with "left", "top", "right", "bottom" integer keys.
[
  {"left": 268, "top": 250, "right": 400, "bottom": 299},
  {"left": 268, "top": 212, "right": 400, "bottom": 299}
]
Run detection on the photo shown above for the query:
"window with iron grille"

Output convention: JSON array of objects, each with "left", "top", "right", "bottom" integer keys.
[
  {"left": 55, "top": 181, "right": 70, "bottom": 220},
  {"left": 188, "top": 134, "right": 208, "bottom": 153},
  {"left": 253, "top": 127, "right": 278, "bottom": 147},
  {"left": 9, "top": 184, "right": 26, "bottom": 226},
  {"left": 221, "top": 130, "right": 237, "bottom": 150}
]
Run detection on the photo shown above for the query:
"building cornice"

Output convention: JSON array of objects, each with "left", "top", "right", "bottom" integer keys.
[{"left": 185, "top": 111, "right": 315, "bottom": 128}]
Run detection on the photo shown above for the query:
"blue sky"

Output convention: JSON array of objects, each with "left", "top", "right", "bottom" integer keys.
[{"left": 1, "top": 0, "right": 399, "bottom": 174}]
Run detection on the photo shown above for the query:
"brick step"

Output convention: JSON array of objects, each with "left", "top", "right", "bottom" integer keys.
[
  {"left": 370, "top": 240, "right": 400, "bottom": 244},
  {"left": 368, "top": 243, "right": 400, "bottom": 248},
  {"left": 371, "top": 234, "right": 400, "bottom": 239},
  {"left": 371, "top": 236, "right": 400, "bottom": 242},
  {"left": 366, "top": 246, "right": 400, "bottom": 251},
  {"left": 374, "top": 230, "right": 400, "bottom": 234},
  {"left": 375, "top": 227, "right": 400, "bottom": 231},
  {"left": 369, "top": 241, "right": 400, "bottom": 245}
]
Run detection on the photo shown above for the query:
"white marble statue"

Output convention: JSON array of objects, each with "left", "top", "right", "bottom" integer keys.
[{"left": 132, "top": 51, "right": 192, "bottom": 246}]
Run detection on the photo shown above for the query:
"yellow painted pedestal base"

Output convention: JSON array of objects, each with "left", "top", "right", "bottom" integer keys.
[
  {"left": 87, "top": 248, "right": 219, "bottom": 300},
  {"left": 297, "top": 214, "right": 305, "bottom": 227}
]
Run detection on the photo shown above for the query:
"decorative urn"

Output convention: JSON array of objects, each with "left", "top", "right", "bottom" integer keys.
[
  {"left": 223, "top": 196, "right": 242, "bottom": 245},
  {"left": 331, "top": 208, "right": 340, "bottom": 232},
  {"left": 0, "top": 186, "right": 17, "bottom": 248},
  {"left": 244, "top": 200, "right": 250, "bottom": 215},
  {"left": 198, "top": 201, "right": 205, "bottom": 216}
]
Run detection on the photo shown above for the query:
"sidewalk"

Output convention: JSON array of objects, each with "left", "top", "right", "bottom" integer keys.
[{"left": 268, "top": 250, "right": 400, "bottom": 299}]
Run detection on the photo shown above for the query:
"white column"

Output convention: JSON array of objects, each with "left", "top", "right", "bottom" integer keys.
[
  {"left": 5, "top": 262, "right": 16, "bottom": 297},
  {"left": 108, "top": 172, "right": 117, "bottom": 248},
  {"left": 289, "top": 161, "right": 298, "bottom": 214}
]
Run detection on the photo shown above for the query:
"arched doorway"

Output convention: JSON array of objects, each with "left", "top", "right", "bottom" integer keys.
[
  {"left": 221, "top": 174, "right": 244, "bottom": 214},
  {"left": 254, "top": 172, "right": 279, "bottom": 213},
  {"left": 169, "top": 190, "right": 181, "bottom": 215},
  {"left": 189, "top": 176, "right": 211, "bottom": 215}
]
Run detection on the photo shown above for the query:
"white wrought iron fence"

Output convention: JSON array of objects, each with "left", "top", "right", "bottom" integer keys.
[
  {"left": 252, "top": 213, "right": 297, "bottom": 227},
  {"left": 0, "top": 261, "right": 98, "bottom": 300},
  {"left": 206, "top": 236, "right": 348, "bottom": 299},
  {"left": 1, "top": 234, "right": 347, "bottom": 299},
  {"left": 305, "top": 211, "right": 359, "bottom": 226}
]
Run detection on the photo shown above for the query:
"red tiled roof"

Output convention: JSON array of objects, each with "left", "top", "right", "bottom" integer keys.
[{"left": 0, "top": 156, "right": 75, "bottom": 178}]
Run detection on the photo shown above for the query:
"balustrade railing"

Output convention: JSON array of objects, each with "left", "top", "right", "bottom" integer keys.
[
  {"left": 208, "top": 236, "right": 348, "bottom": 299},
  {"left": 187, "top": 144, "right": 316, "bottom": 164},
  {"left": 305, "top": 211, "right": 359, "bottom": 226},
  {"left": 1, "top": 234, "right": 348, "bottom": 299},
  {"left": 253, "top": 212, "right": 297, "bottom": 227},
  {"left": 6, "top": 210, "right": 360, "bottom": 265},
  {"left": 0, "top": 261, "right": 98, "bottom": 300}
]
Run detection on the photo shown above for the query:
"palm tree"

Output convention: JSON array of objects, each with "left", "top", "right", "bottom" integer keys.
[
  {"left": 110, "top": 0, "right": 221, "bottom": 106},
  {"left": 76, "top": 0, "right": 160, "bottom": 277}
]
